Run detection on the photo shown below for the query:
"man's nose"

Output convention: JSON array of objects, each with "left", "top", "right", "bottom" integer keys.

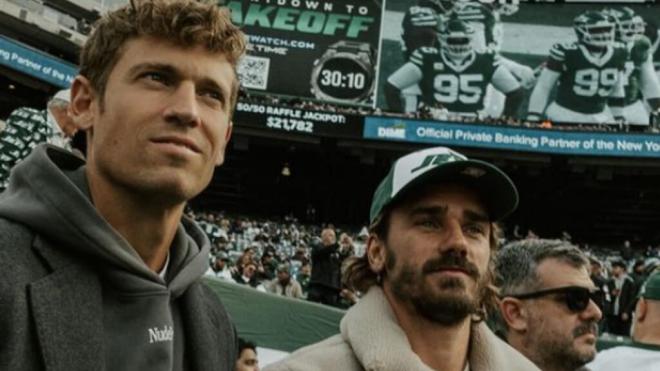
[{"left": 163, "top": 82, "right": 201, "bottom": 127}]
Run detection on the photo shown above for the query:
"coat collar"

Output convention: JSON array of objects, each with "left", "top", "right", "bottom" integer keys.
[
  {"left": 27, "top": 236, "right": 225, "bottom": 371},
  {"left": 29, "top": 235, "right": 105, "bottom": 371},
  {"left": 181, "top": 283, "right": 225, "bottom": 370},
  {"left": 339, "top": 287, "right": 540, "bottom": 371}
]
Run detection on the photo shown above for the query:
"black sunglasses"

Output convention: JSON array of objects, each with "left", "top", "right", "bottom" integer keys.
[{"left": 508, "top": 286, "right": 599, "bottom": 312}]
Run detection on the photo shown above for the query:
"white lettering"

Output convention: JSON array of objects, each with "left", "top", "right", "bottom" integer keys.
[
  {"left": 645, "top": 141, "right": 660, "bottom": 152},
  {"left": 148, "top": 325, "right": 173, "bottom": 344},
  {"left": 616, "top": 140, "right": 642, "bottom": 152},
  {"left": 378, "top": 127, "right": 405, "bottom": 139}
]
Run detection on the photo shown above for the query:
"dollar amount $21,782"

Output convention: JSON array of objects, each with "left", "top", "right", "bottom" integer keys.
[{"left": 266, "top": 117, "right": 314, "bottom": 133}]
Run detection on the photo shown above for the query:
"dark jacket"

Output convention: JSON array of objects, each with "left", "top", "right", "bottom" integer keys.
[
  {"left": 0, "top": 145, "right": 237, "bottom": 370},
  {"left": 0, "top": 219, "right": 238, "bottom": 371},
  {"left": 310, "top": 242, "right": 349, "bottom": 291},
  {"left": 607, "top": 275, "right": 637, "bottom": 316}
]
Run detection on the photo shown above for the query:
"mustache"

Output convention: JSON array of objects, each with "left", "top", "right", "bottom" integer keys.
[
  {"left": 421, "top": 253, "right": 480, "bottom": 279},
  {"left": 573, "top": 322, "right": 599, "bottom": 338}
]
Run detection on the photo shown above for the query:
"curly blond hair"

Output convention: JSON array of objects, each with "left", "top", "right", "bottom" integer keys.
[{"left": 79, "top": 0, "right": 246, "bottom": 112}]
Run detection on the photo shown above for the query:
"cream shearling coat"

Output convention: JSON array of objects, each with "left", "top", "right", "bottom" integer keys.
[{"left": 264, "top": 287, "right": 540, "bottom": 371}]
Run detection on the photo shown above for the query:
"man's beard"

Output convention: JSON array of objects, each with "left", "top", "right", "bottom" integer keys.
[
  {"left": 386, "top": 247, "right": 487, "bottom": 326},
  {"left": 528, "top": 319, "right": 599, "bottom": 370}
]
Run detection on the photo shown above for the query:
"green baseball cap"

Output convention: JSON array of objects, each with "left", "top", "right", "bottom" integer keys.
[
  {"left": 369, "top": 146, "right": 518, "bottom": 224},
  {"left": 639, "top": 271, "right": 660, "bottom": 300}
]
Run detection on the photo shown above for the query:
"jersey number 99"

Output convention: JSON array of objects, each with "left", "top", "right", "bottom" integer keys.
[{"left": 573, "top": 68, "right": 619, "bottom": 97}]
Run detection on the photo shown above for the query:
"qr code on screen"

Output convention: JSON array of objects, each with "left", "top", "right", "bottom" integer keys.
[{"left": 237, "top": 55, "right": 270, "bottom": 90}]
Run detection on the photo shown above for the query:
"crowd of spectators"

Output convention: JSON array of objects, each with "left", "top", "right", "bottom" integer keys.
[
  {"left": 192, "top": 208, "right": 660, "bottom": 321},
  {"left": 191, "top": 208, "right": 367, "bottom": 309}
]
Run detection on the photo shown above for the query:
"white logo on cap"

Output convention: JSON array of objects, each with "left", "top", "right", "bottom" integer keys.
[{"left": 391, "top": 147, "right": 466, "bottom": 196}]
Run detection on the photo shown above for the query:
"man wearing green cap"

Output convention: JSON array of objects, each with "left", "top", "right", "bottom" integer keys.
[
  {"left": 587, "top": 270, "right": 660, "bottom": 370},
  {"left": 265, "top": 146, "right": 538, "bottom": 371}
]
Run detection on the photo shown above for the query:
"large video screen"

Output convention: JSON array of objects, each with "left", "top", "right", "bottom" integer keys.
[
  {"left": 375, "top": 1, "right": 660, "bottom": 126},
  {"left": 226, "top": 0, "right": 382, "bottom": 107}
]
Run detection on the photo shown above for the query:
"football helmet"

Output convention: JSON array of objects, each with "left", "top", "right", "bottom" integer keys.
[
  {"left": 420, "top": 0, "right": 454, "bottom": 13},
  {"left": 437, "top": 15, "right": 475, "bottom": 60},
  {"left": 574, "top": 11, "right": 616, "bottom": 48},
  {"left": 602, "top": 7, "right": 645, "bottom": 42}
]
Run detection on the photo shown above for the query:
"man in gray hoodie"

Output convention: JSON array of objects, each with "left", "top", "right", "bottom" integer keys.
[{"left": 0, "top": 1, "right": 246, "bottom": 370}]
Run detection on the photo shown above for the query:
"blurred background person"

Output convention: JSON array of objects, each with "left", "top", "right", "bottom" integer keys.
[
  {"left": 496, "top": 239, "right": 602, "bottom": 371},
  {"left": 0, "top": 89, "right": 78, "bottom": 191},
  {"left": 587, "top": 270, "right": 660, "bottom": 370},
  {"left": 236, "top": 338, "right": 260, "bottom": 371},
  {"left": 266, "top": 263, "right": 304, "bottom": 299},
  {"left": 607, "top": 259, "right": 637, "bottom": 336},
  {"left": 205, "top": 252, "right": 234, "bottom": 282},
  {"left": 307, "top": 227, "right": 350, "bottom": 307}
]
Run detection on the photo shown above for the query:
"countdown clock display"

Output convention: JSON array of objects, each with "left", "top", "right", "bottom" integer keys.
[{"left": 310, "top": 41, "right": 375, "bottom": 104}]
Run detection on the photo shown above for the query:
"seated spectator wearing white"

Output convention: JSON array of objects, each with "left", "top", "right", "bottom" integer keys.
[
  {"left": 587, "top": 270, "right": 660, "bottom": 371},
  {"left": 205, "top": 252, "right": 235, "bottom": 282},
  {"left": 0, "top": 89, "right": 79, "bottom": 191},
  {"left": 45, "top": 89, "right": 78, "bottom": 149},
  {"left": 265, "top": 264, "right": 304, "bottom": 299}
]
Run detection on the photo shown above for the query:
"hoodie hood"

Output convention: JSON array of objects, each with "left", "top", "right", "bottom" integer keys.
[{"left": 0, "top": 144, "right": 210, "bottom": 297}]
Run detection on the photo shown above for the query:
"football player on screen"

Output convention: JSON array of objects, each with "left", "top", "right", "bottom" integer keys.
[
  {"left": 397, "top": 0, "right": 455, "bottom": 113},
  {"left": 451, "top": 0, "right": 536, "bottom": 117},
  {"left": 400, "top": 0, "right": 454, "bottom": 60},
  {"left": 527, "top": 11, "right": 627, "bottom": 125},
  {"left": 603, "top": 7, "right": 660, "bottom": 125},
  {"left": 385, "top": 15, "right": 524, "bottom": 118}
]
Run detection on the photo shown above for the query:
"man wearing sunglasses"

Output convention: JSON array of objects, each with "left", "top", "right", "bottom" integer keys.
[
  {"left": 587, "top": 270, "right": 660, "bottom": 371},
  {"left": 495, "top": 239, "right": 602, "bottom": 371}
]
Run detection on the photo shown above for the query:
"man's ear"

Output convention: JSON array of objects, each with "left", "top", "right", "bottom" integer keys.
[
  {"left": 69, "top": 75, "right": 96, "bottom": 131},
  {"left": 216, "top": 121, "right": 233, "bottom": 166},
  {"left": 499, "top": 297, "right": 529, "bottom": 332},
  {"left": 366, "top": 234, "right": 386, "bottom": 274}
]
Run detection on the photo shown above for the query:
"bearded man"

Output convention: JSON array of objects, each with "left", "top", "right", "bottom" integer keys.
[{"left": 265, "top": 146, "right": 539, "bottom": 371}]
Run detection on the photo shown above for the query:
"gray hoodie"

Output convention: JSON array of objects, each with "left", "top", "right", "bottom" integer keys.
[{"left": 0, "top": 144, "right": 212, "bottom": 370}]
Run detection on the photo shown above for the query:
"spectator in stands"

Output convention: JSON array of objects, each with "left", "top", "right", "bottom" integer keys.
[
  {"left": 338, "top": 232, "right": 355, "bottom": 257},
  {"left": 0, "top": 1, "right": 245, "bottom": 369},
  {"left": 495, "top": 239, "right": 602, "bottom": 371},
  {"left": 621, "top": 240, "right": 634, "bottom": 261},
  {"left": 205, "top": 252, "right": 234, "bottom": 281},
  {"left": 587, "top": 270, "right": 660, "bottom": 370},
  {"left": 291, "top": 247, "right": 307, "bottom": 264},
  {"left": 307, "top": 227, "right": 350, "bottom": 307},
  {"left": 353, "top": 226, "right": 369, "bottom": 257},
  {"left": 607, "top": 259, "right": 637, "bottom": 336},
  {"left": 590, "top": 257, "right": 613, "bottom": 331},
  {"left": 236, "top": 338, "right": 260, "bottom": 371},
  {"left": 233, "top": 249, "right": 255, "bottom": 277},
  {"left": 234, "top": 261, "right": 262, "bottom": 289},
  {"left": 632, "top": 259, "right": 648, "bottom": 294},
  {"left": 265, "top": 263, "right": 304, "bottom": 299},
  {"left": 264, "top": 146, "right": 537, "bottom": 371},
  {"left": 258, "top": 251, "right": 277, "bottom": 281},
  {"left": 0, "top": 88, "right": 79, "bottom": 191},
  {"left": 297, "top": 261, "right": 311, "bottom": 296}
]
